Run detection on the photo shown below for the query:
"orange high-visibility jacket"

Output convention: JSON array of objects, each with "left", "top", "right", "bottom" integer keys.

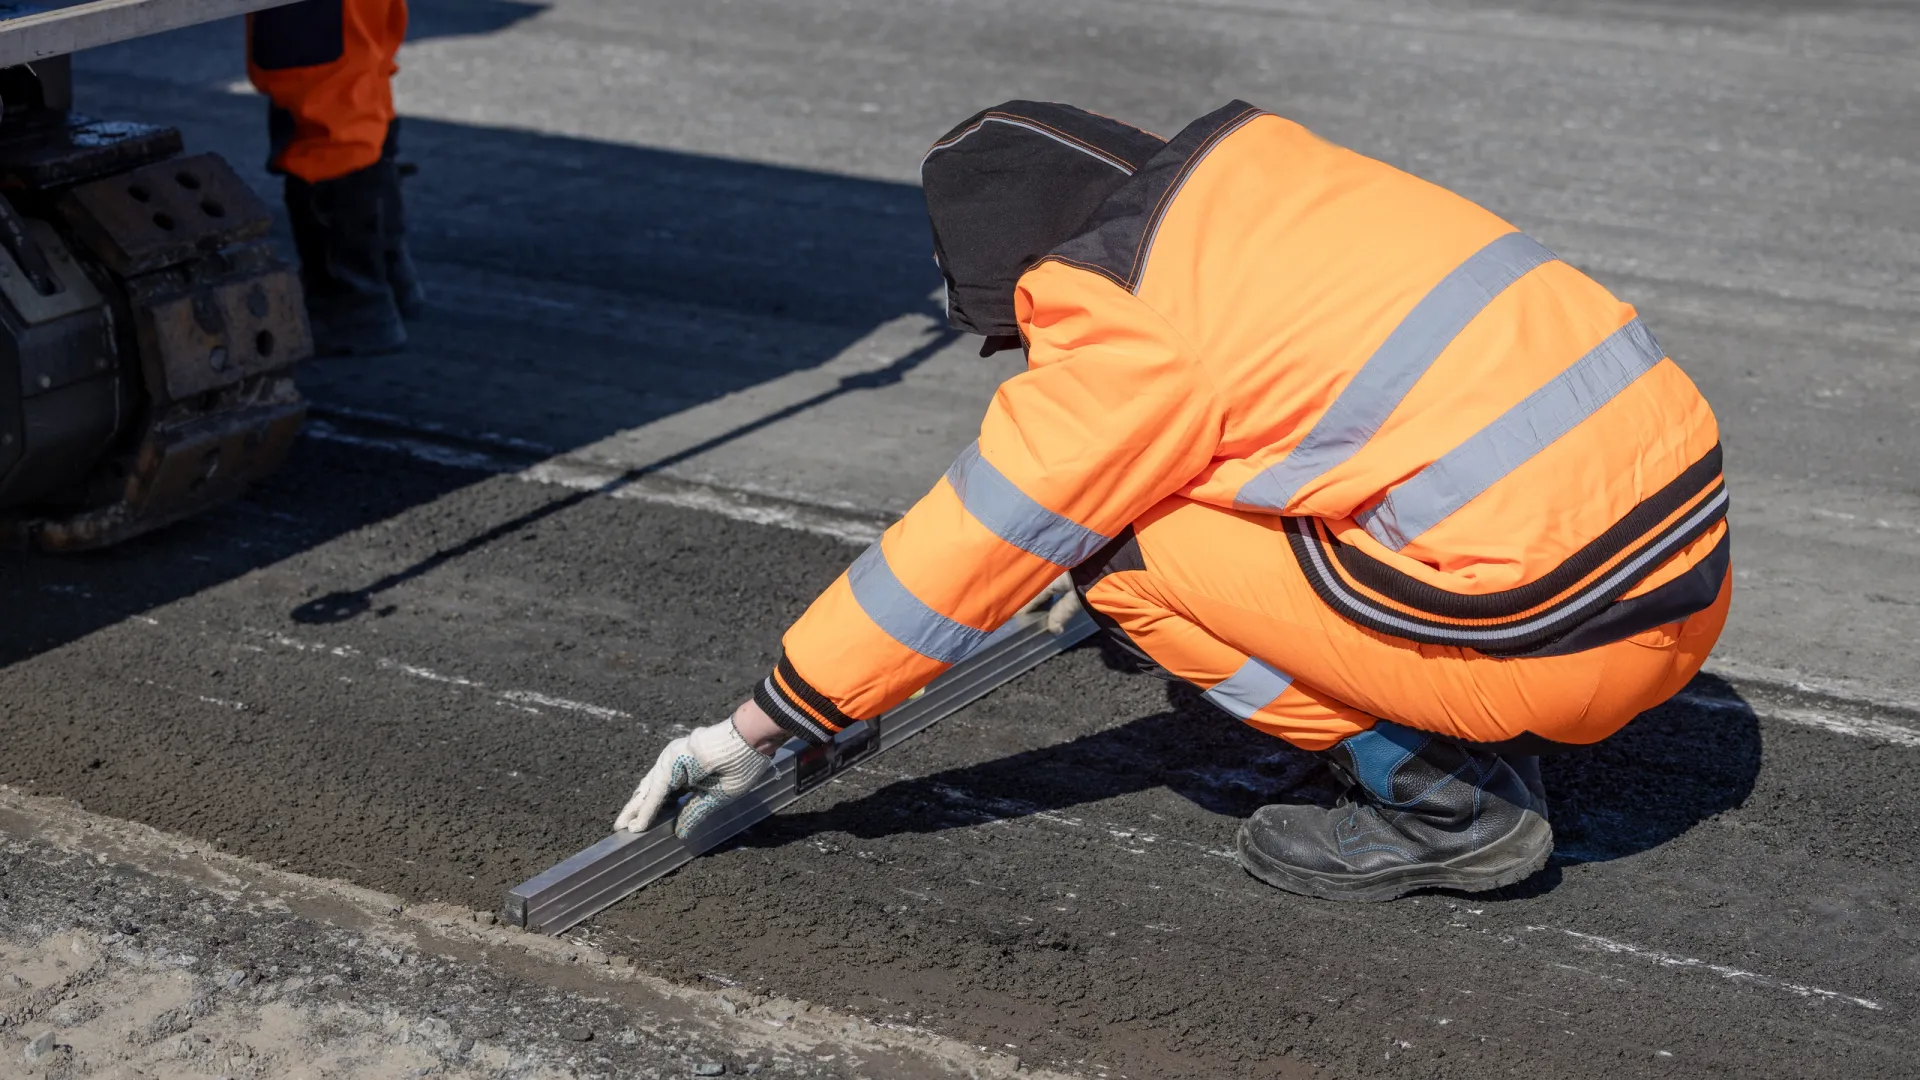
[{"left": 754, "top": 101, "right": 1727, "bottom": 742}]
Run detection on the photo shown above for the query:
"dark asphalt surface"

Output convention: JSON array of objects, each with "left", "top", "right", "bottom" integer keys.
[
  {"left": 3, "top": 439, "right": 1914, "bottom": 1077},
  {"left": 0, "top": 1, "right": 1915, "bottom": 1077}
]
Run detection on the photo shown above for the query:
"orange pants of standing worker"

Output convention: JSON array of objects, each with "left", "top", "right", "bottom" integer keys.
[
  {"left": 1074, "top": 497, "right": 1731, "bottom": 752},
  {"left": 246, "top": 0, "right": 408, "bottom": 183}
]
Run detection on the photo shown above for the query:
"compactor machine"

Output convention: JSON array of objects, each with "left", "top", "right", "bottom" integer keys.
[{"left": 0, "top": 0, "right": 309, "bottom": 550}]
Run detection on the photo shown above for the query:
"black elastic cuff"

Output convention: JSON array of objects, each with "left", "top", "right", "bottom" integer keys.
[{"left": 754, "top": 674, "right": 834, "bottom": 746}]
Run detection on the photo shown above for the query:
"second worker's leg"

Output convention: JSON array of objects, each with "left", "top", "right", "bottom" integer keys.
[
  {"left": 380, "top": 117, "right": 424, "bottom": 319},
  {"left": 249, "top": 0, "right": 410, "bottom": 355},
  {"left": 283, "top": 163, "right": 404, "bottom": 355}
]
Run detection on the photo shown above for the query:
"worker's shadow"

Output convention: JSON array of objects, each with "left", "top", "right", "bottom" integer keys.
[{"left": 751, "top": 653, "right": 1763, "bottom": 899}]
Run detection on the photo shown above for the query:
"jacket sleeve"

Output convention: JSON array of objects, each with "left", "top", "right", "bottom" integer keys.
[{"left": 752, "top": 262, "right": 1223, "bottom": 742}]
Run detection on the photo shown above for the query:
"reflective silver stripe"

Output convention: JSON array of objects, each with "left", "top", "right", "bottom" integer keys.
[
  {"left": 1357, "top": 318, "right": 1667, "bottom": 551},
  {"left": 846, "top": 543, "right": 991, "bottom": 664},
  {"left": 1298, "top": 484, "right": 1728, "bottom": 644},
  {"left": 922, "top": 116, "right": 1134, "bottom": 174},
  {"left": 945, "top": 441, "right": 1113, "bottom": 567},
  {"left": 759, "top": 676, "right": 835, "bottom": 742},
  {"left": 1203, "top": 657, "right": 1295, "bottom": 720},
  {"left": 1235, "top": 233, "right": 1558, "bottom": 511}
]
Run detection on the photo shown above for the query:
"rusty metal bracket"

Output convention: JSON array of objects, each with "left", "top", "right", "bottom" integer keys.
[
  {"left": 123, "top": 243, "right": 309, "bottom": 405},
  {"left": 59, "top": 152, "right": 272, "bottom": 277},
  {"left": 503, "top": 608, "right": 1098, "bottom": 936}
]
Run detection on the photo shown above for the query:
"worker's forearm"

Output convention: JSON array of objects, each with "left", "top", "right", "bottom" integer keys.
[{"left": 730, "top": 697, "right": 787, "bottom": 756}]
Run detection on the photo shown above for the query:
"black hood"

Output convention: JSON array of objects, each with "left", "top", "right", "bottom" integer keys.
[{"left": 921, "top": 101, "right": 1165, "bottom": 354}]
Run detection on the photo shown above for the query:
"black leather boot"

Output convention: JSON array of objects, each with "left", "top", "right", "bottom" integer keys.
[
  {"left": 285, "top": 162, "right": 406, "bottom": 356},
  {"left": 1236, "top": 721, "right": 1553, "bottom": 902},
  {"left": 379, "top": 119, "right": 425, "bottom": 320},
  {"left": 1507, "top": 752, "right": 1547, "bottom": 808}
]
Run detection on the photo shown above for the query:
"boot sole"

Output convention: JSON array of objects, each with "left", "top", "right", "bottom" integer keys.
[{"left": 1235, "top": 812, "right": 1553, "bottom": 903}]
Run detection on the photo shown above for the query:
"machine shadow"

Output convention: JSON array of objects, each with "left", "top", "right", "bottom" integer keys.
[
  {"left": 752, "top": 662, "right": 1762, "bottom": 883},
  {"left": 0, "top": 79, "right": 944, "bottom": 664}
]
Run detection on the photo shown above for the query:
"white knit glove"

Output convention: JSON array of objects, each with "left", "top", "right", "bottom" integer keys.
[
  {"left": 1019, "top": 571, "right": 1086, "bottom": 635},
  {"left": 614, "top": 719, "right": 774, "bottom": 839}
]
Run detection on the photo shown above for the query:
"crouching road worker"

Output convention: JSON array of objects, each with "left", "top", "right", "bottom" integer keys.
[
  {"left": 248, "top": 0, "right": 423, "bottom": 356},
  {"left": 617, "top": 101, "right": 1731, "bottom": 901}
]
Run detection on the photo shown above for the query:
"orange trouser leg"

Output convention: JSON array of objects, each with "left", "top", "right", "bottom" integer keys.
[
  {"left": 247, "top": 0, "right": 408, "bottom": 182},
  {"left": 1079, "top": 568, "right": 1379, "bottom": 749},
  {"left": 1077, "top": 496, "right": 1731, "bottom": 752}
]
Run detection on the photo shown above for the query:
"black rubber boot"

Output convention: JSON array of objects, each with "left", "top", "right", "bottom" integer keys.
[
  {"left": 285, "top": 162, "right": 407, "bottom": 357},
  {"left": 379, "top": 119, "right": 425, "bottom": 320},
  {"left": 1236, "top": 721, "right": 1553, "bottom": 902}
]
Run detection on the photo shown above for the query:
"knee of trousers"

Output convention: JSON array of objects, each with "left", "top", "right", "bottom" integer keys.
[{"left": 1069, "top": 527, "right": 1174, "bottom": 678}]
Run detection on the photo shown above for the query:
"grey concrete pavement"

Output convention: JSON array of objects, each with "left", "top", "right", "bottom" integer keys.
[{"left": 0, "top": 1, "right": 1914, "bottom": 1077}]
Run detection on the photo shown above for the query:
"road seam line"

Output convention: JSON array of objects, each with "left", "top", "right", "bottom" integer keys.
[
  {"left": 302, "top": 416, "right": 888, "bottom": 546},
  {"left": 1670, "top": 690, "right": 1920, "bottom": 748},
  {"left": 1527, "top": 926, "right": 1886, "bottom": 1011},
  {"left": 295, "top": 412, "right": 1920, "bottom": 747},
  {"left": 237, "top": 626, "right": 634, "bottom": 721}
]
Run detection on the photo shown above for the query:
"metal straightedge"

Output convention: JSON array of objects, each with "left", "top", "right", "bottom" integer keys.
[
  {"left": 505, "top": 608, "right": 1099, "bottom": 935},
  {"left": 0, "top": 0, "right": 297, "bottom": 68}
]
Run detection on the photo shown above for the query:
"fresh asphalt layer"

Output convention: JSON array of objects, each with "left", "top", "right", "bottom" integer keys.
[
  {"left": 0, "top": 0, "right": 1914, "bottom": 1077},
  {"left": 4, "top": 444, "right": 1915, "bottom": 1078}
]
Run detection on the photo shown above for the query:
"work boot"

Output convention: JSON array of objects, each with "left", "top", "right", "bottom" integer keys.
[
  {"left": 1236, "top": 721, "right": 1553, "bottom": 902},
  {"left": 379, "top": 119, "right": 425, "bottom": 320},
  {"left": 1507, "top": 752, "right": 1547, "bottom": 809},
  {"left": 285, "top": 162, "right": 407, "bottom": 357}
]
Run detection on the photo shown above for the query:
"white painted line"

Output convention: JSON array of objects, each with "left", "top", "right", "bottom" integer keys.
[
  {"left": 1703, "top": 657, "right": 1920, "bottom": 717},
  {"left": 1529, "top": 926, "right": 1885, "bottom": 1011},
  {"left": 1670, "top": 691, "right": 1920, "bottom": 748},
  {"left": 301, "top": 421, "right": 886, "bottom": 547},
  {"left": 376, "top": 658, "right": 482, "bottom": 688},
  {"left": 310, "top": 403, "right": 557, "bottom": 456},
  {"left": 520, "top": 459, "right": 885, "bottom": 546},
  {"left": 250, "top": 629, "right": 361, "bottom": 659},
  {"left": 1805, "top": 505, "right": 1920, "bottom": 538},
  {"left": 303, "top": 420, "right": 512, "bottom": 473},
  {"left": 496, "top": 689, "right": 632, "bottom": 721},
  {"left": 235, "top": 628, "right": 631, "bottom": 722},
  {"left": 131, "top": 677, "right": 250, "bottom": 713}
]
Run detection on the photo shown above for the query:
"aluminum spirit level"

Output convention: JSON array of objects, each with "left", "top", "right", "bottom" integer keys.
[{"left": 504, "top": 608, "right": 1098, "bottom": 935}]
